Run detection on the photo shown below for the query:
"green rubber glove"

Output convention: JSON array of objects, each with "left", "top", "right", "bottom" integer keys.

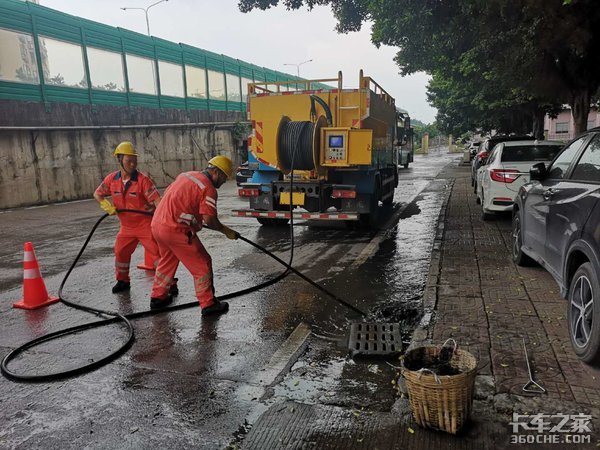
[{"left": 99, "top": 199, "right": 117, "bottom": 215}]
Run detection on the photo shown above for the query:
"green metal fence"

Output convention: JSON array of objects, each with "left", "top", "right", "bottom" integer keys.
[{"left": 0, "top": 0, "right": 314, "bottom": 112}]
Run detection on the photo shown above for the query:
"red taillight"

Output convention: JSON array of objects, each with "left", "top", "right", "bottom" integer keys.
[
  {"left": 476, "top": 152, "right": 489, "bottom": 161},
  {"left": 490, "top": 169, "right": 520, "bottom": 183},
  {"left": 248, "top": 136, "right": 253, "bottom": 147},
  {"left": 239, "top": 188, "right": 260, "bottom": 197},
  {"left": 251, "top": 120, "right": 256, "bottom": 129},
  {"left": 332, "top": 189, "right": 356, "bottom": 199}
]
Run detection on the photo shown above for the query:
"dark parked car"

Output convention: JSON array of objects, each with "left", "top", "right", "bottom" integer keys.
[
  {"left": 471, "top": 135, "right": 533, "bottom": 191},
  {"left": 512, "top": 128, "right": 600, "bottom": 363},
  {"left": 468, "top": 141, "right": 481, "bottom": 160}
]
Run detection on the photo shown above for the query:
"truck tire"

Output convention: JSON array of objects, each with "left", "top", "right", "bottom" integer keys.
[
  {"left": 383, "top": 171, "right": 394, "bottom": 206},
  {"left": 359, "top": 181, "right": 381, "bottom": 228},
  {"left": 257, "top": 218, "right": 289, "bottom": 226}
]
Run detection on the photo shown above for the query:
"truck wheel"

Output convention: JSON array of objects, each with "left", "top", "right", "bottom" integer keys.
[
  {"left": 360, "top": 183, "right": 381, "bottom": 228},
  {"left": 257, "top": 218, "right": 289, "bottom": 226},
  {"left": 383, "top": 172, "right": 394, "bottom": 206}
]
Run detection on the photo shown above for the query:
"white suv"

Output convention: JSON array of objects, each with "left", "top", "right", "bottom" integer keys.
[{"left": 476, "top": 140, "right": 564, "bottom": 220}]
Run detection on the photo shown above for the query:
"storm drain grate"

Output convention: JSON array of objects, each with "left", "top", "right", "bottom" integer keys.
[{"left": 347, "top": 322, "right": 402, "bottom": 357}]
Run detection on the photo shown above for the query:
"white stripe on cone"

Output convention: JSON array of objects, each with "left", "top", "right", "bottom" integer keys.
[
  {"left": 23, "top": 251, "right": 36, "bottom": 262},
  {"left": 23, "top": 268, "right": 41, "bottom": 279}
]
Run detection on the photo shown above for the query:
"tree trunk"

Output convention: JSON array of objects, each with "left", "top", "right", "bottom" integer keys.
[
  {"left": 570, "top": 88, "right": 591, "bottom": 137},
  {"left": 532, "top": 107, "right": 546, "bottom": 140}
]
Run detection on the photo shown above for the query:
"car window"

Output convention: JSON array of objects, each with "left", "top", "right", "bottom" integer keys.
[
  {"left": 487, "top": 145, "right": 501, "bottom": 164},
  {"left": 547, "top": 136, "right": 588, "bottom": 179},
  {"left": 500, "top": 145, "right": 563, "bottom": 162},
  {"left": 571, "top": 133, "right": 600, "bottom": 183}
]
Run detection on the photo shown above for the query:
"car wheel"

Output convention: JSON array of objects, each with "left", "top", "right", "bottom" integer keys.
[
  {"left": 568, "top": 262, "right": 600, "bottom": 364},
  {"left": 480, "top": 192, "right": 492, "bottom": 221},
  {"left": 511, "top": 212, "right": 533, "bottom": 266}
]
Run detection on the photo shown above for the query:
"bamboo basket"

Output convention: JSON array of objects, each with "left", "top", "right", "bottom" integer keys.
[{"left": 402, "top": 340, "right": 477, "bottom": 434}]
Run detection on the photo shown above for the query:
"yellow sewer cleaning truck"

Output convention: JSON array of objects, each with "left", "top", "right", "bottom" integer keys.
[{"left": 235, "top": 71, "right": 409, "bottom": 227}]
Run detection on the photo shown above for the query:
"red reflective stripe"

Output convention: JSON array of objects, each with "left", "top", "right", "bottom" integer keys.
[{"left": 257, "top": 157, "right": 270, "bottom": 166}]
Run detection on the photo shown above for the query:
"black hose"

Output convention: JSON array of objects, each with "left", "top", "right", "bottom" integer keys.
[
  {"left": 1, "top": 199, "right": 364, "bottom": 382},
  {"left": 281, "top": 119, "right": 367, "bottom": 318},
  {"left": 1, "top": 208, "right": 295, "bottom": 383},
  {"left": 278, "top": 120, "right": 315, "bottom": 171},
  {"left": 310, "top": 95, "right": 333, "bottom": 126}
]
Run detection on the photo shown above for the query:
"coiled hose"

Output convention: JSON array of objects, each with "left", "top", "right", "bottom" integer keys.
[{"left": 278, "top": 120, "right": 315, "bottom": 171}]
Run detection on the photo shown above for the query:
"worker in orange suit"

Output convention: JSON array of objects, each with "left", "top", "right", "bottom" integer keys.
[
  {"left": 94, "top": 141, "right": 177, "bottom": 296},
  {"left": 149, "top": 155, "right": 238, "bottom": 316}
]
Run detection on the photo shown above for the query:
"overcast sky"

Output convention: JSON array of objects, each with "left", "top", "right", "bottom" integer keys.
[{"left": 42, "top": 0, "right": 437, "bottom": 123}]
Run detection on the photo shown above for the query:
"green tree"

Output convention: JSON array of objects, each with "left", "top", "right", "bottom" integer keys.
[{"left": 239, "top": 0, "right": 600, "bottom": 136}]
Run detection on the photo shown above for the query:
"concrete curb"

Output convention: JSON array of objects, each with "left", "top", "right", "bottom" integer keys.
[{"left": 409, "top": 178, "right": 454, "bottom": 349}]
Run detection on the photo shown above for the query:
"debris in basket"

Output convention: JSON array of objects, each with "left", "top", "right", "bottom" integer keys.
[
  {"left": 404, "top": 353, "right": 461, "bottom": 376},
  {"left": 403, "top": 342, "right": 462, "bottom": 376}
]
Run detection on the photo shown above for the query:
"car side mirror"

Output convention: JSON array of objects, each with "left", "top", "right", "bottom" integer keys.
[{"left": 530, "top": 162, "right": 547, "bottom": 181}]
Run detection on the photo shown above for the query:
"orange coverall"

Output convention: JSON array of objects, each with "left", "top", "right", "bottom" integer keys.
[
  {"left": 95, "top": 170, "right": 160, "bottom": 282},
  {"left": 150, "top": 171, "right": 218, "bottom": 308}
]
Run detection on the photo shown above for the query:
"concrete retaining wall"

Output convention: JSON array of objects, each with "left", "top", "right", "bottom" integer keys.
[
  {"left": 0, "top": 126, "right": 243, "bottom": 209},
  {"left": 0, "top": 100, "right": 247, "bottom": 209}
]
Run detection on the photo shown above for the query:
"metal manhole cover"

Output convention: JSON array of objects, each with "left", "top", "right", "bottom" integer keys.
[{"left": 348, "top": 322, "right": 402, "bottom": 357}]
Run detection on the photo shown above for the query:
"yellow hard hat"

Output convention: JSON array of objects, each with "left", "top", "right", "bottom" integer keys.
[
  {"left": 114, "top": 141, "right": 138, "bottom": 157},
  {"left": 208, "top": 155, "right": 233, "bottom": 179}
]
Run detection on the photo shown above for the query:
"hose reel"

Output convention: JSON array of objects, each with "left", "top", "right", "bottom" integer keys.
[{"left": 277, "top": 115, "right": 329, "bottom": 173}]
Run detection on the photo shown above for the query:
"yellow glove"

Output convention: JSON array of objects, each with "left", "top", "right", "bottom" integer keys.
[
  {"left": 99, "top": 199, "right": 117, "bottom": 215},
  {"left": 222, "top": 225, "right": 239, "bottom": 240}
]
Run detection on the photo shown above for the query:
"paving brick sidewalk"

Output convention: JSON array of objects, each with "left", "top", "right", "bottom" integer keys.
[{"left": 429, "top": 163, "right": 600, "bottom": 409}]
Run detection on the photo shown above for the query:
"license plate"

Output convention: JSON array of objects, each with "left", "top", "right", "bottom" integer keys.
[{"left": 280, "top": 192, "right": 305, "bottom": 205}]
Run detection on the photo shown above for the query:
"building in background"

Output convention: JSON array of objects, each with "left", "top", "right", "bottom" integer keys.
[{"left": 545, "top": 107, "right": 598, "bottom": 141}]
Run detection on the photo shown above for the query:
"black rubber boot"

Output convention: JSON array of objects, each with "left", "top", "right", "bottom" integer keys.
[
  {"left": 112, "top": 280, "right": 131, "bottom": 293},
  {"left": 169, "top": 278, "right": 179, "bottom": 297},
  {"left": 201, "top": 299, "right": 229, "bottom": 317},
  {"left": 150, "top": 295, "right": 173, "bottom": 310}
]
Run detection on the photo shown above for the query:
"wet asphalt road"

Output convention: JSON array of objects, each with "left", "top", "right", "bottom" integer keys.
[{"left": 0, "top": 149, "right": 460, "bottom": 449}]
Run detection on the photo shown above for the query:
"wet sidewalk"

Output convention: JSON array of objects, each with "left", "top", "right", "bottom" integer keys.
[
  {"left": 241, "top": 160, "right": 600, "bottom": 449},
  {"left": 425, "top": 163, "right": 600, "bottom": 408}
]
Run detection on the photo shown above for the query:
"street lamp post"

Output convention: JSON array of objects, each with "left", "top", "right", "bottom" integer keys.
[
  {"left": 283, "top": 59, "right": 313, "bottom": 78},
  {"left": 121, "top": 0, "right": 169, "bottom": 36}
]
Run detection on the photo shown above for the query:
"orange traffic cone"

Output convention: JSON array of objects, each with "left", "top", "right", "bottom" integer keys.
[
  {"left": 137, "top": 249, "right": 156, "bottom": 271},
  {"left": 13, "top": 242, "right": 60, "bottom": 310}
]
